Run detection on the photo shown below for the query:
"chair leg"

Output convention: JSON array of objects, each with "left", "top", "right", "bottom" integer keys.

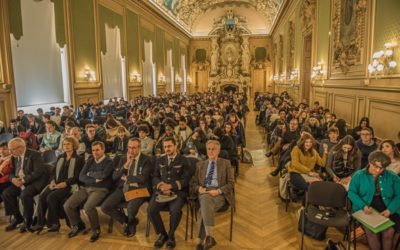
[
  {"left": 229, "top": 206, "right": 233, "bottom": 242},
  {"left": 353, "top": 220, "right": 357, "bottom": 250},
  {"left": 108, "top": 217, "right": 113, "bottom": 234},
  {"left": 190, "top": 203, "right": 195, "bottom": 239},
  {"left": 300, "top": 209, "right": 305, "bottom": 250},
  {"left": 185, "top": 204, "right": 189, "bottom": 241},
  {"left": 145, "top": 214, "right": 150, "bottom": 238},
  {"left": 394, "top": 232, "right": 400, "bottom": 250}
]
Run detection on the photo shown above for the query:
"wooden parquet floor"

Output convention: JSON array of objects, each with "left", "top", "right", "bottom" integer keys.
[{"left": 0, "top": 109, "right": 370, "bottom": 250}]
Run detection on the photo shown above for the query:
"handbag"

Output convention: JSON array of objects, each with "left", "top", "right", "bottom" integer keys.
[
  {"left": 124, "top": 188, "right": 150, "bottom": 202},
  {"left": 298, "top": 209, "right": 327, "bottom": 241}
]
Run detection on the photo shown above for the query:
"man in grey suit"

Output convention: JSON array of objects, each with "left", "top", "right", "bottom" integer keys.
[{"left": 193, "top": 140, "right": 235, "bottom": 250}]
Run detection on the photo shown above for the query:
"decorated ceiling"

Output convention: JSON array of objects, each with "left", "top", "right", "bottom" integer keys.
[{"left": 148, "top": 0, "right": 285, "bottom": 36}]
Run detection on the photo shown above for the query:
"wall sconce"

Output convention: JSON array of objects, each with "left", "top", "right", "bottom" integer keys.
[
  {"left": 311, "top": 63, "right": 324, "bottom": 81},
  {"left": 158, "top": 74, "right": 166, "bottom": 84},
  {"left": 368, "top": 41, "right": 397, "bottom": 76},
  {"left": 130, "top": 71, "right": 141, "bottom": 83},
  {"left": 289, "top": 69, "right": 299, "bottom": 84},
  {"left": 80, "top": 67, "right": 96, "bottom": 82},
  {"left": 279, "top": 72, "right": 286, "bottom": 84},
  {"left": 175, "top": 75, "right": 182, "bottom": 83},
  {"left": 272, "top": 74, "right": 279, "bottom": 82}
]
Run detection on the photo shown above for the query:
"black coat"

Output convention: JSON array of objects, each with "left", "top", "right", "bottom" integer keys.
[{"left": 9, "top": 149, "right": 47, "bottom": 191}]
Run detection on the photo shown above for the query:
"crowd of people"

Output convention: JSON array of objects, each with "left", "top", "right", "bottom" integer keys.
[
  {"left": 0, "top": 92, "right": 248, "bottom": 249},
  {"left": 255, "top": 91, "right": 400, "bottom": 250}
]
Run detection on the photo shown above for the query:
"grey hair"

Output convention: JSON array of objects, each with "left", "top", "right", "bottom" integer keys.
[
  {"left": 368, "top": 150, "right": 391, "bottom": 168},
  {"left": 206, "top": 140, "right": 221, "bottom": 149}
]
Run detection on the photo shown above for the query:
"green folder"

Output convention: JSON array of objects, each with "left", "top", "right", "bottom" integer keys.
[{"left": 353, "top": 216, "right": 395, "bottom": 234}]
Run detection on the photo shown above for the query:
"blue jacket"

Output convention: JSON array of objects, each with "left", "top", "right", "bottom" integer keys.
[{"left": 348, "top": 168, "right": 400, "bottom": 215}]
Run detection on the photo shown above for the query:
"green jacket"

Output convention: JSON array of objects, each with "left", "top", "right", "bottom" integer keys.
[{"left": 348, "top": 168, "right": 400, "bottom": 214}]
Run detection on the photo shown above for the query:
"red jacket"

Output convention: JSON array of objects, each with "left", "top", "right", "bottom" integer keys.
[{"left": 0, "top": 157, "right": 11, "bottom": 183}]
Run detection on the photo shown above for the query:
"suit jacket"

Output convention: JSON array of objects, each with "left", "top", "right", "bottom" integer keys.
[
  {"left": 193, "top": 158, "right": 235, "bottom": 208},
  {"left": 9, "top": 149, "right": 47, "bottom": 191},
  {"left": 153, "top": 154, "right": 191, "bottom": 198},
  {"left": 113, "top": 154, "right": 153, "bottom": 191}
]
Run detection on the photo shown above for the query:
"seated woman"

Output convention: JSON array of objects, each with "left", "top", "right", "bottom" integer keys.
[
  {"left": 348, "top": 151, "right": 400, "bottom": 250},
  {"left": 137, "top": 125, "right": 154, "bottom": 156},
  {"left": 288, "top": 133, "right": 328, "bottom": 192},
  {"left": 31, "top": 137, "right": 85, "bottom": 233},
  {"left": 379, "top": 139, "right": 400, "bottom": 175},
  {"left": 326, "top": 135, "right": 361, "bottom": 189},
  {"left": 112, "top": 126, "right": 129, "bottom": 155},
  {"left": 305, "top": 116, "right": 323, "bottom": 141},
  {"left": 182, "top": 128, "right": 207, "bottom": 157},
  {"left": 70, "top": 127, "right": 86, "bottom": 156},
  {"left": 318, "top": 126, "right": 339, "bottom": 156}
]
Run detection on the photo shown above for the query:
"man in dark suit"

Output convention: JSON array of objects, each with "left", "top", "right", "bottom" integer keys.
[
  {"left": 2, "top": 138, "right": 47, "bottom": 232},
  {"left": 148, "top": 137, "right": 191, "bottom": 249},
  {"left": 101, "top": 138, "right": 153, "bottom": 237},
  {"left": 193, "top": 140, "right": 235, "bottom": 250}
]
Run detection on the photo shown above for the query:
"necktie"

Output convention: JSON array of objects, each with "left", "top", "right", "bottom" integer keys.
[
  {"left": 127, "top": 158, "right": 136, "bottom": 177},
  {"left": 168, "top": 157, "right": 173, "bottom": 167},
  {"left": 16, "top": 156, "right": 24, "bottom": 178},
  {"left": 205, "top": 161, "right": 215, "bottom": 187}
]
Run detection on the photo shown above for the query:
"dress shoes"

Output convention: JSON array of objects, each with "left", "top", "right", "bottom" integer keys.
[
  {"left": 68, "top": 224, "right": 86, "bottom": 238},
  {"left": 166, "top": 238, "right": 176, "bottom": 249},
  {"left": 19, "top": 222, "right": 34, "bottom": 233},
  {"left": 127, "top": 218, "right": 139, "bottom": 237},
  {"left": 30, "top": 224, "right": 44, "bottom": 234},
  {"left": 196, "top": 243, "right": 204, "bottom": 250},
  {"left": 90, "top": 229, "right": 100, "bottom": 243},
  {"left": 270, "top": 168, "right": 280, "bottom": 177},
  {"left": 47, "top": 224, "right": 60, "bottom": 233},
  {"left": 5, "top": 217, "right": 24, "bottom": 232},
  {"left": 204, "top": 236, "right": 217, "bottom": 249},
  {"left": 154, "top": 233, "right": 168, "bottom": 248}
]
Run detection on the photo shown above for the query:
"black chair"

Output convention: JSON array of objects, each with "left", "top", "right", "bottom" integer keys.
[
  {"left": 42, "top": 150, "right": 58, "bottom": 166},
  {"left": 300, "top": 181, "right": 351, "bottom": 250}
]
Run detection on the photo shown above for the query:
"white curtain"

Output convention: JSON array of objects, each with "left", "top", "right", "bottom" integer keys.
[
  {"left": 11, "top": 0, "right": 64, "bottom": 107},
  {"left": 101, "top": 24, "right": 123, "bottom": 99},
  {"left": 181, "top": 54, "right": 187, "bottom": 93},
  {"left": 166, "top": 49, "right": 174, "bottom": 92},
  {"left": 143, "top": 40, "right": 156, "bottom": 96}
]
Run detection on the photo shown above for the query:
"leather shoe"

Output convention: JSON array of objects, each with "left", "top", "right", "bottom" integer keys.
[
  {"left": 166, "top": 238, "right": 176, "bottom": 249},
  {"left": 30, "top": 224, "right": 44, "bottom": 234},
  {"left": 204, "top": 236, "right": 217, "bottom": 249},
  {"left": 68, "top": 225, "right": 85, "bottom": 238},
  {"left": 196, "top": 243, "right": 204, "bottom": 250},
  {"left": 127, "top": 223, "right": 136, "bottom": 237},
  {"left": 154, "top": 233, "right": 168, "bottom": 248},
  {"left": 90, "top": 229, "right": 100, "bottom": 242},
  {"left": 19, "top": 222, "right": 33, "bottom": 233},
  {"left": 5, "top": 217, "right": 24, "bottom": 232},
  {"left": 270, "top": 168, "right": 280, "bottom": 177},
  {"left": 47, "top": 224, "right": 60, "bottom": 233}
]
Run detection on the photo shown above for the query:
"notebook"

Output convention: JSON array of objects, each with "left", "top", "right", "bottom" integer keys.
[{"left": 352, "top": 209, "right": 395, "bottom": 233}]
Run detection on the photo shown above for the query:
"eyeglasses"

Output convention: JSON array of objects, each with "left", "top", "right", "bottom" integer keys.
[
  {"left": 370, "top": 162, "right": 384, "bottom": 171},
  {"left": 361, "top": 133, "right": 371, "bottom": 136}
]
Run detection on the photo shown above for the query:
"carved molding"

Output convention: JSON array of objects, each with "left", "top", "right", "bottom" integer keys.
[
  {"left": 330, "top": 0, "right": 368, "bottom": 75},
  {"left": 286, "top": 21, "right": 295, "bottom": 74},
  {"left": 299, "top": 0, "right": 316, "bottom": 30}
]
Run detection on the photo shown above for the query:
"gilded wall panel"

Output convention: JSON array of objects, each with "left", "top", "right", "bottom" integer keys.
[
  {"left": 332, "top": 94, "right": 356, "bottom": 125},
  {"left": 367, "top": 98, "right": 400, "bottom": 140}
]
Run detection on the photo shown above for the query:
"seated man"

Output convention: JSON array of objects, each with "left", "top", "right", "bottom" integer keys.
[
  {"left": 2, "top": 138, "right": 47, "bottom": 232},
  {"left": 40, "top": 120, "right": 62, "bottom": 151},
  {"left": 81, "top": 124, "right": 104, "bottom": 156},
  {"left": 148, "top": 137, "right": 191, "bottom": 249},
  {"left": 63, "top": 141, "right": 114, "bottom": 242},
  {"left": 101, "top": 138, "right": 153, "bottom": 237},
  {"left": 193, "top": 140, "right": 235, "bottom": 250}
]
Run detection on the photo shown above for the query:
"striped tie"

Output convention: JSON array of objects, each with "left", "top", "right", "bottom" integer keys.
[{"left": 204, "top": 161, "right": 215, "bottom": 187}]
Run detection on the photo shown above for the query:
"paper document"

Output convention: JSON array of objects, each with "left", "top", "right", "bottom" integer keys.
[{"left": 352, "top": 209, "right": 389, "bottom": 228}]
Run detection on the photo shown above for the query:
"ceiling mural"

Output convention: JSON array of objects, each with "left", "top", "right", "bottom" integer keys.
[{"left": 150, "top": 0, "right": 284, "bottom": 35}]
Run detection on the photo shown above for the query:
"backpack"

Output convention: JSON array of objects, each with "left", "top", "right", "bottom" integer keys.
[
  {"left": 278, "top": 170, "right": 290, "bottom": 201},
  {"left": 324, "top": 239, "right": 346, "bottom": 250},
  {"left": 242, "top": 149, "right": 253, "bottom": 164}
]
